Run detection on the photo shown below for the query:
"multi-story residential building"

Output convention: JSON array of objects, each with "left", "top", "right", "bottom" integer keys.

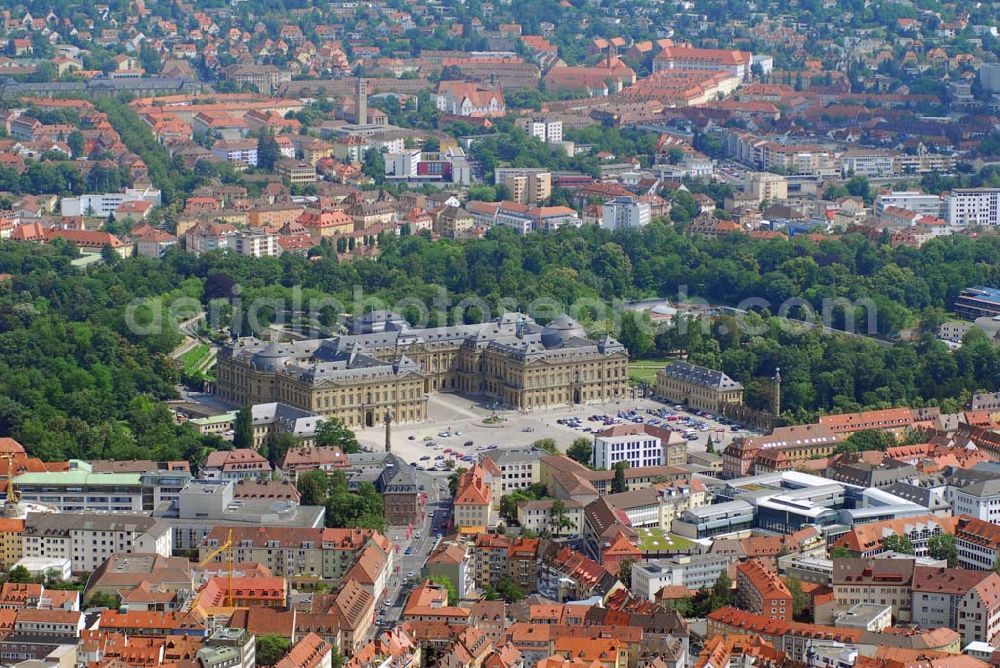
[
  {"left": 234, "top": 228, "right": 278, "bottom": 257},
  {"left": 495, "top": 168, "right": 552, "bottom": 204},
  {"left": 23, "top": 513, "right": 172, "bottom": 575},
  {"left": 495, "top": 203, "right": 581, "bottom": 233},
  {"left": 517, "top": 499, "right": 584, "bottom": 534},
  {"left": 455, "top": 463, "right": 497, "bottom": 529},
  {"left": 831, "top": 558, "right": 915, "bottom": 622},
  {"left": 216, "top": 313, "right": 628, "bottom": 426},
  {"left": 210, "top": 140, "right": 258, "bottom": 169},
  {"left": 423, "top": 540, "right": 475, "bottom": 599},
  {"left": 756, "top": 143, "right": 838, "bottom": 177},
  {"left": 202, "top": 449, "right": 271, "bottom": 481},
  {"left": 946, "top": 470, "right": 1000, "bottom": 522},
  {"left": 481, "top": 447, "right": 545, "bottom": 497},
  {"left": 631, "top": 553, "right": 732, "bottom": 600},
  {"left": 401, "top": 580, "right": 471, "bottom": 623},
  {"left": 279, "top": 446, "right": 350, "bottom": 480},
  {"left": 0, "top": 519, "right": 24, "bottom": 571},
  {"left": 14, "top": 464, "right": 189, "bottom": 513},
  {"left": 384, "top": 148, "right": 472, "bottom": 186},
  {"left": 277, "top": 160, "right": 317, "bottom": 184},
  {"left": 507, "top": 537, "right": 541, "bottom": 591},
  {"left": 874, "top": 191, "right": 944, "bottom": 219},
  {"left": 601, "top": 196, "right": 651, "bottom": 230},
  {"left": 592, "top": 423, "right": 687, "bottom": 470},
  {"left": 652, "top": 46, "right": 753, "bottom": 77},
  {"left": 958, "top": 573, "right": 1000, "bottom": 645},
  {"left": 60, "top": 188, "right": 162, "bottom": 217},
  {"left": 839, "top": 150, "right": 897, "bottom": 178},
  {"left": 184, "top": 221, "right": 237, "bottom": 256},
  {"left": 198, "top": 525, "right": 391, "bottom": 585},
  {"left": 224, "top": 64, "right": 292, "bottom": 94},
  {"left": 436, "top": 81, "right": 506, "bottom": 117},
  {"left": 0, "top": 609, "right": 85, "bottom": 662},
  {"left": 655, "top": 361, "right": 744, "bottom": 414},
  {"left": 910, "top": 566, "right": 1000, "bottom": 645},
  {"left": 473, "top": 533, "right": 510, "bottom": 590},
  {"left": 516, "top": 117, "right": 563, "bottom": 143},
  {"left": 955, "top": 515, "right": 1000, "bottom": 571},
  {"left": 745, "top": 172, "right": 788, "bottom": 204},
  {"left": 735, "top": 559, "right": 793, "bottom": 621},
  {"left": 831, "top": 515, "right": 957, "bottom": 558},
  {"left": 597, "top": 479, "right": 707, "bottom": 530},
  {"left": 946, "top": 189, "right": 1000, "bottom": 227}
]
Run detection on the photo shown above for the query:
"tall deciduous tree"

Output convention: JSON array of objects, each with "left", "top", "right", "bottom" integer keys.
[
  {"left": 315, "top": 418, "right": 360, "bottom": 453},
  {"left": 257, "top": 133, "right": 281, "bottom": 171},
  {"left": 612, "top": 461, "right": 628, "bottom": 493},
  {"left": 233, "top": 405, "right": 253, "bottom": 448}
]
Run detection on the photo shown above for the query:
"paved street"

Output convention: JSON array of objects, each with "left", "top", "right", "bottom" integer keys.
[
  {"left": 379, "top": 468, "right": 452, "bottom": 625},
  {"left": 357, "top": 392, "right": 754, "bottom": 469}
]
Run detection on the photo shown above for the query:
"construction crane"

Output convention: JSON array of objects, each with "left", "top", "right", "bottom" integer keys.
[
  {"left": 0, "top": 454, "right": 20, "bottom": 506},
  {"left": 198, "top": 528, "right": 234, "bottom": 608}
]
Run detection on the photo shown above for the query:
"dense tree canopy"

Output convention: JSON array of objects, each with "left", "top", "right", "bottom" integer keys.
[{"left": 1, "top": 219, "right": 999, "bottom": 460}]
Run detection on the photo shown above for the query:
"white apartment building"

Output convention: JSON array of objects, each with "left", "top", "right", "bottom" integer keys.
[
  {"left": 235, "top": 228, "right": 279, "bottom": 257},
  {"left": 23, "top": 512, "right": 172, "bottom": 574},
  {"left": 631, "top": 553, "right": 732, "bottom": 600},
  {"left": 210, "top": 140, "right": 258, "bottom": 168},
  {"left": 495, "top": 167, "right": 552, "bottom": 204},
  {"left": 482, "top": 447, "right": 544, "bottom": 496},
  {"left": 517, "top": 499, "right": 584, "bottom": 534},
  {"left": 875, "top": 191, "right": 944, "bottom": 218},
  {"left": 746, "top": 172, "right": 788, "bottom": 204},
  {"left": 947, "top": 472, "right": 1000, "bottom": 522},
  {"left": 840, "top": 150, "right": 896, "bottom": 178},
  {"left": 601, "top": 196, "right": 651, "bottom": 230},
  {"left": 947, "top": 189, "right": 1000, "bottom": 227},
  {"left": 517, "top": 118, "right": 563, "bottom": 143},
  {"left": 593, "top": 423, "right": 686, "bottom": 469},
  {"left": 60, "top": 187, "right": 162, "bottom": 217}
]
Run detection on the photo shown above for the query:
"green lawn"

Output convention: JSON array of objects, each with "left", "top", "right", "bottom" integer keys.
[
  {"left": 179, "top": 343, "right": 211, "bottom": 375},
  {"left": 635, "top": 527, "right": 697, "bottom": 552},
  {"left": 629, "top": 358, "right": 670, "bottom": 384}
]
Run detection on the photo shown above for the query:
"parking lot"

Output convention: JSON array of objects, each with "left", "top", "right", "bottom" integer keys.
[{"left": 355, "top": 392, "right": 756, "bottom": 469}]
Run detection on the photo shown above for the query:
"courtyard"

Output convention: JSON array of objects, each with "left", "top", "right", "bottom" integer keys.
[{"left": 355, "top": 391, "right": 754, "bottom": 469}]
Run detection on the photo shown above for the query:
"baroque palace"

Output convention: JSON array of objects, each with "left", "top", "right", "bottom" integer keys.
[{"left": 215, "top": 312, "right": 629, "bottom": 427}]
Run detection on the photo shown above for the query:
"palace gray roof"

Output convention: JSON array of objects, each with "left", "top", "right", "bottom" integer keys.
[
  {"left": 223, "top": 313, "right": 625, "bottom": 384},
  {"left": 659, "top": 361, "right": 743, "bottom": 391}
]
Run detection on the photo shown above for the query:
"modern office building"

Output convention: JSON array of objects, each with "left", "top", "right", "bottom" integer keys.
[
  {"left": 592, "top": 423, "right": 687, "bottom": 469},
  {"left": 954, "top": 287, "right": 1000, "bottom": 321},
  {"left": 13, "top": 463, "right": 190, "bottom": 513},
  {"left": 947, "top": 190, "right": 1000, "bottom": 227}
]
